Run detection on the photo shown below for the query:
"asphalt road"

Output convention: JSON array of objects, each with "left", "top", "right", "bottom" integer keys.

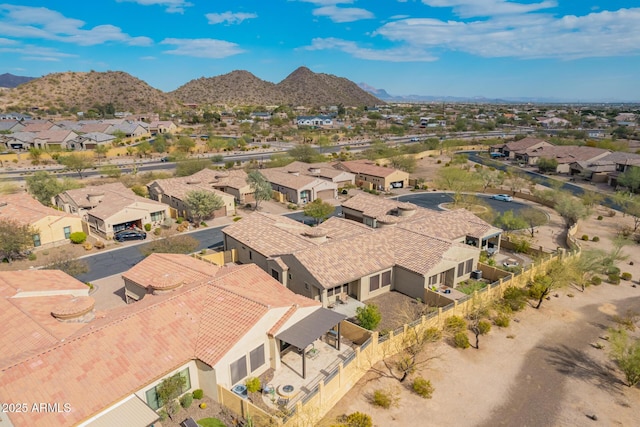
[{"left": 76, "top": 192, "right": 529, "bottom": 282}]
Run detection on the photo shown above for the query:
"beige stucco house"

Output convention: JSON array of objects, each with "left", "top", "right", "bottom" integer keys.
[
  {"left": 0, "top": 192, "right": 84, "bottom": 250},
  {"left": 333, "top": 160, "right": 409, "bottom": 191},
  {"left": 193, "top": 168, "right": 256, "bottom": 205},
  {"left": 273, "top": 161, "right": 355, "bottom": 188},
  {"left": 223, "top": 194, "right": 499, "bottom": 307},
  {"left": 0, "top": 257, "right": 346, "bottom": 426},
  {"left": 490, "top": 137, "right": 553, "bottom": 161},
  {"left": 259, "top": 168, "right": 338, "bottom": 204},
  {"left": 147, "top": 169, "right": 236, "bottom": 221},
  {"left": 54, "top": 182, "right": 169, "bottom": 238},
  {"left": 523, "top": 145, "right": 610, "bottom": 173}
]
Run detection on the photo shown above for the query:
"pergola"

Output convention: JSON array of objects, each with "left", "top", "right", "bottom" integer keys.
[{"left": 275, "top": 308, "right": 347, "bottom": 379}]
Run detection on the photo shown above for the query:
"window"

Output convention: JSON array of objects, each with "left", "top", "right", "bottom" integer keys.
[
  {"left": 33, "top": 234, "right": 41, "bottom": 247},
  {"left": 457, "top": 262, "right": 465, "bottom": 278},
  {"left": 271, "top": 269, "right": 280, "bottom": 281},
  {"left": 304, "top": 282, "right": 309, "bottom": 290},
  {"left": 249, "top": 251, "right": 252, "bottom": 260},
  {"left": 465, "top": 259, "right": 474, "bottom": 274},
  {"left": 230, "top": 355, "right": 247, "bottom": 385},
  {"left": 250, "top": 345, "right": 265, "bottom": 372},
  {"left": 429, "top": 274, "right": 438, "bottom": 286},
  {"left": 370, "top": 274, "right": 380, "bottom": 292},
  {"left": 289, "top": 273, "right": 292, "bottom": 280},
  {"left": 63, "top": 226, "right": 71, "bottom": 239},
  {"left": 145, "top": 368, "right": 191, "bottom": 410},
  {"left": 382, "top": 271, "right": 391, "bottom": 287},
  {"left": 151, "top": 211, "right": 163, "bottom": 222}
]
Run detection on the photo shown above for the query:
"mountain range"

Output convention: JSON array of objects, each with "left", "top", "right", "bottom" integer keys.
[
  {"left": 0, "top": 67, "right": 381, "bottom": 113},
  {"left": 0, "top": 73, "right": 36, "bottom": 88}
]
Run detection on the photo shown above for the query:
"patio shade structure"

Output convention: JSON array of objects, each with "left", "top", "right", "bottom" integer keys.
[{"left": 275, "top": 308, "right": 347, "bottom": 379}]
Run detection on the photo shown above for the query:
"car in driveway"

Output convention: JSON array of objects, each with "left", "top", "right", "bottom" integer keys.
[
  {"left": 114, "top": 230, "right": 147, "bottom": 242},
  {"left": 491, "top": 194, "right": 513, "bottom": 202}
]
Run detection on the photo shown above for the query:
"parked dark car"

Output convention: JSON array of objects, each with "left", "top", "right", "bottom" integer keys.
[{"left": 114, "top": 230, "right": 147, "bottom": 242}]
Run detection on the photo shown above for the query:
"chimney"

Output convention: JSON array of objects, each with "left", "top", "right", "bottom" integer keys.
[
  {"left": 51, "top": 297, "right": 95, "bottom": 323},
  {"left": 397, "top": 202, "right": 417, "bottom": 217},
  {"left": 302, "top": 228, "right": 328, "bottom": 244},
  {"left": 376, "top": 215, "right": 398, "bottom": 228}
]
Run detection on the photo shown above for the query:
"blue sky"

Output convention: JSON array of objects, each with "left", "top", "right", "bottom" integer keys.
[{"left": 0, "top": 1, "right": 639, "bottom": 101}]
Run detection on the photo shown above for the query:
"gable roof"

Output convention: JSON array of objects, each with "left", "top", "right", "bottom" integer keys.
[
  {"left": 0, "top": 262, "right": 319, "bottom": 426},
  {"left": 525, "top": 145, "right": 610, "bottom": 163},
  {"left": 259, "top": 168, "right": 321, "bottom": 190},
  {"left": 0, "top": 192, "right": 72, "bottom": 225},
  {"left": 148, "top": 171, "right": 234, "bottom": 202},
  {"left": 503, "top": 137, "right": 551, "bottom": 152},
  {"left": 335, "top": 160, "right": 405, "bottom": 178}
]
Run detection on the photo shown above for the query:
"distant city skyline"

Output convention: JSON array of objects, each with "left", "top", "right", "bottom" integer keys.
[{"left": 0, "top": 1, "right": 639, "bottom": 102}]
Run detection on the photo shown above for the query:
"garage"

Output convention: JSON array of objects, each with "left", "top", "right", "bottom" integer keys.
[
  {"left": 390, "top": 181, "right": 404, "bottom": 189},
  {"left": 316, "top": 189, "right": 335, "bottom": 200}
]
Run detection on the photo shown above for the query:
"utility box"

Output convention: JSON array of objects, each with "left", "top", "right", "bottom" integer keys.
[{"left": 471, "top": 270, "right": 482, "bottom": 280}]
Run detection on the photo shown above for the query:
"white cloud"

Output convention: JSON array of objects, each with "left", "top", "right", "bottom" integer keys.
[
  {"left": 421, "top": 0, "right": 557, "bottom": 18},
  {"left": 297, "top": 0, "right": 354, "bottom": 5},
  {"left": 115, "top": 0, "right": 192, "bottom": 14},
  {"left": 0, "top": 37, "right": 17, "bottom": 45},
  {"left": 140, "top": 56, "right": 156, "bottom": 60},
  {"left": 312, "top": 6, "right": 373, "bottom": 22},
  {"left": 206, "top": 12, "right": 258, "bottom": 25},
  {"left": 304, "top": 37, "right": 437, "bottom": 61},
  {"left": 160, "top": 38, "right": 245, "bottom": 58},
  {"left": 0, "top": 5, "right": 152, "bottom": 46},
  {"left": 0, "top": 44, "right": 76, "bottom": 61},
  {"left": 375, "top": 7, "right": 640, "bottom": 59}
]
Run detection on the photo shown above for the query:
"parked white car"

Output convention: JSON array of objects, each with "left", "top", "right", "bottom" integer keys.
[{"left": 491, "top": 194, "right": 513, "bottom": 202}]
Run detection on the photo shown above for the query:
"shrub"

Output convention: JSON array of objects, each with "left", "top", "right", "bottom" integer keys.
[
  {"left": 597, "top": 215, "right": 603, "bottom": 220},
  {"left": 200, "top": 221, "right": 207, "bottom": 227},
  {"left": 158, "top": 409, "right": 168, "bottom": 421},
  {"left": 591, "top": 276, "right": 602, "bottom": 285},
  {"left": 245, "top": 377, "right": 261, "bottom": 393},
  {"left": 621, "top": 272, "right": 632, "bottom": 281},
  {"left": 334, "top": 412, "right": 373, "bottom": 427},
  {"left": 581, "top": 234, "right": 589, "bottom": 241},
  {"left": 424, "top": 327, "right": 442, "bottom": 342},
  {"left": 180, "top": 393, "right": 193, "bottom": 409},
  {"left": 69, "top": 231, "right": 87, "bottom": 244},
  {"left": 176, "top": 217, "right": 184, "bottom": 224},
  {"left": 192, "top": 389, "right": 204, "bottom": 399},
  {"left": 592, "top": 236, "right": 600, "bottom": 242},
  {"left": 606, "top": 265, "right": 621, "bottom": 275},
  {"left": 154, "top": 227, "right": 162, "bottom": 236},
  {"left": 94, "top": 240, "right": 105, "bottom": 249},
  {"left": 502, "top": 286, "right": 528, "bottom": 311},
  {"left": 454, "top": 332, "right": 470, "bottom": 349},
  {"left": 233, "top": 216, "right": 242, "bottom": 222},
  {"left": 355, "top": 304, "right": 381, "bottom": 330},
  {"left": 608, "top": 273, "right": 621, "bottom": 285},
  {"left": 445, "top": 315, "right": 467, "bottom": 334},
  {"left": 477, "top": 320, "right": 492, "bottom": 335},
  {"left": 412, "top": 377, "right": 434, "bottom": 399},
  {"left": 83, "top": 242, "right": 93, "bottom": 251},
  {"left": 436, "top": 159, "right": 442, "bottom": 164},
  {"left": 199, "top": 402, "right": 207, "bottom": 409},
  {"left": 28, "top": 253, "right": 37, "bottom": 261},
  {"left": 371, "top": 389, "right": 398, "bottom": 409},
  {"left": 494, "top": 314, "right": 511, "bottom": 328},
  {"left": 287, "top": 203, "right": 298, "bottom": 210},
  {"left": 144, "top": 223, "right": 152, "bottom": 232}
]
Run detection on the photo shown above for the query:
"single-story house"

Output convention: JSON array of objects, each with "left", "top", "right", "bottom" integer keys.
[
  {"left": 33, "top": 129, "right": 79, "bottom": 150},
  {"left": 273, "top": 161, "right": 355, "bottom": 188},
  {"left": 223, "top": 196, "right": 500, "bottom": 307},
  {"left": 259, "top": 168, "right": 338, "bottom": 204},
  {"left": 0, "top": 192, "right": 84, "bottom": 250},
  {"left": 21, "top": 120, "right": 61, "bottom": 133},
  {"left": 147, "top": 170, "right": 236, "bottom": 221},
  {"left": 0, "top": 256, "right": 346, "bottom": 426},
  {"left": 174, "top": 168, "right": 255, "bottom": 205},
  {"left": 148, "top": 120, "right": 178, "bottom": 135},
  {"left": 490, "top": 137, "right": 553, "bottom": 161},
  {"left": 0, "top": 119, "right": 25, "bottom": 133},
  {"left": 296, "top": 115, "right": 334, "bottom": 127},
  {"left": 333, "top": 160, "right": 409, "bottom": 191},
  {"left": 524, "top": 145, "right": 610, "bottom": 174},
  {"left": 1, "top": 131, "right": 36, "bottom": 150},
  {"left": 108, "top": 121, "right": 149, "bottom": 138},
  {"left": 54, "top": 182, "right": 169, "bottom": 238},
  {"left": 0, "top": 112, "right": 31, "bottom": 120},
  {"left": 67, "top": 132, "right": 116, "bottom": 150},
  {"left": 569, "top": 152, "right": 640, "bottom": 182}
]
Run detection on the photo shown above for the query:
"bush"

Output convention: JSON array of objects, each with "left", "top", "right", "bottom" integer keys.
[
  {"left": 621, "top": 272, "right": 632, "bottom": 281},
  {"left": 199, "top": 402, "right": 207, "bottom": 409},
  {"left": 597, "top": 215, "right": 603, "bottom": 220},
  {"left": 28, "top": 253, "right": 37, "bottom": 261},
  {"left": 454, "top": 332, "right": 470, "bottom": 349},
  {"left": 590, "top": 275, "right": 602, "bottom": 286},
  {"left": 355, "top": 304, "right": 381, "bottom": 330},
  {"left": 592, "top": 236, "right": 600, "bottom": 242},
  {"left": 192, "top": 389, "right": 204, "bottom": 399},
  {"left": 176, "top": 217, "right": 184, "bottom": 224},
  {"left": 502, "top": 286, "right": 528, "bottom": 311},
  {"left": 371, "top": 389, "right": 397, "bottom": 409},
  {"left": 581, "top": 234, "right": 589, "bottom": 241},
  {"left": 94, "top": 240, "right": 105, "bottom": 249},
  {"left": 606, "top": 265, "right": 621, "bottom": 275},
  {"left": 494, "top": 314, "right": 511, "bottom": 328},
  {"left": 337, "top": 412, "right": 373, "bottom": 427},
  {"left": 245, "top": 377, "right": 261, "bottom": 393},
  {"left": 233, "top": 216, "right": 242, "bottom": 222},
  {"left": 608, "top": 273, "right": 621, "bottom": 285},
  {"left": 412, "top": 377, "right": 434, "bottom": 399},
  {"left": 477, "top": 320, "right": 492, "bottom": 335},
  {"left": 436, "top": 159, "right": 442, "bottom": 164},
  {"left": 144, "top": 223, "right": 152, "bottom": 232},
  {"left": 83, "top": 242, "right": 93, "bottom": 251},
  {"left": 154, "top": 227, "right": 162, "bottom": 236},
  {"left": 424, "top": 327, "right": 442, "bottom": 342},
  {"left": 69, "top": 231, "right": 87, "bottom": 244},
  {"left": 445, "top": 315, "right": 467, "bottom": 334},
  {"left": 180, "top": 393, "right": 193, "bottom": 409}
]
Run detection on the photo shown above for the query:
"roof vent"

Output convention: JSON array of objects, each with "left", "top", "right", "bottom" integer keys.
[
  {"left": 376, "top": 215, "right": 398, "bottom": 228},
  {"left": 51, "top": 297, "right": 95, "bottom": 322},
  {"left": 397, "top": 202, "right": 417, "bottom": 217},
  {"left": 308, "top": 167, "right": 321, "bottom": 175},
  {"left": 287, "top": 170, "right": 300, "bottom": 176},
  {"left": 302, "top": 228, "right": 328, "bottom": 243},
  {"left": 150, "top": 274, "right": 185, "bottom": 294}
]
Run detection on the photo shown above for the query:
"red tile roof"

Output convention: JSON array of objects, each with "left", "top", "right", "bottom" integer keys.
[{"left": 0, "top": 192, "right": 73, "bottom": 225}]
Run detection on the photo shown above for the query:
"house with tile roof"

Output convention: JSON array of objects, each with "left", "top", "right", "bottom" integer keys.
[
  {"left": 149, "top": 120, "right": 178, "bottom": 134},
  {"left": 296, "top": 115, "right": 334, "bottom": 127},
  {"left": 0, "top": 192, "right": 84, "bottom": 250},
  {"left": 54, "top": 182, "right": 169, "bottom": 239},
  {"left": 21, "top": 120, "right": 61, "bottom": 133},
  {"left": 333, "top": 160, "right": 409, "bottom": 191},
  {"left": 0, "top": 119, "right": 25, "bottom": 133},
  {"left": 569, "top": 151, "right": 640, "bottom": 183},
  {"left": 67, "top": 132, "right": 116, "bottom": 150},
  {"left": 109, "top": 120, "right": 149, "bottom": 138},
  {"left": 260, "top": 168, "right": 338, "bottom": 204},
  {"left": 222, "top": 196, "right": 498, "bottom": 306},
  {"left": 185, "top": 168, "right": 256, "bottom": 205},
  {"left": 33, "top": 129, "right": 80, "bottom": 150},
  {"left": 0, "top": 257, "right": 346, "bottom": 426},
  {"left": 147, "top": 169, "right": 236, "bottom": 221},
  {"left": 490, "top": 137, "right": 553, "bottom": 161},
  {"left": 523, "top": 145, "right": 610, "bottom": 173},
  {"left": 272, "top": 161, "right": 355, "bottom": 188},
  {"left": 1, "top": 131, "right": 36, "bottom": 150}
]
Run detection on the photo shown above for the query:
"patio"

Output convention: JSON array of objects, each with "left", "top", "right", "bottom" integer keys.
[
  {"left": 327, "top": 296, "right": 366, "bottom": 319},
  {"left": 261, "top": 336, "right": 356, "bottom": 410}
]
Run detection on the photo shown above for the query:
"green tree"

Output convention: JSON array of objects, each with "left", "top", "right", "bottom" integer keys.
[
  {"left": 136, "top": 140, "right": 152, "bottom": 158},
  {"left": 175, "top": 159, "right": 209, "bottom": 177},
  {"left": 288, "top": 144, "right": 321, "bottom": 163},
  {"left": 26, "top": 171, "right": 83, "bottom": 206},
  {"left": 0, "top": 219, "right": 37, "bottom": 262},
  {"left": 555, "top": 194, "right": 591, "bottom": 227},
  {"left": 156, "top": 373, "right": 186, "bottom": 420},
  {"left": 153, "top": 135, "right": 167, "bottom": 153},
  {"left": 100, "top": 164, "right": 122, "bottom": 178},
  {"left": 389, "top": 155, "right": 417, "bottom": 173},
  {"left": 355, "top": 304, "right": 381, "bottom": 330},
  {"left": 494, "top": 210, "right": 527, "bottom": 232},
  {"left": 93, "top": 144, "right": 110, "bottom": 162},
  {"left": 303, "top": 198, "right": 335, "bottom": 224},
  {"left": 28, "top": 147, "right": 43, "bottom": 164},
  {"left": 613, "top": 193, "right": 640, "bottom": 232},
  {"left": 58, "top": 153, "right": 94, "bottom": 179},
  {"left": 43, "top": 251, "right": 89, "bottom": 278},
  {"left": 246, "top": 170, "right": 272, "bottom": 210},
  {"left": 536, "top": 157, "right": 558, "bottom": 173},
  {"left": 184, "top": 190, "right": 224, "bottom": 226},
  {"left": 435, "top": 167, "right": 481, "bottom": 206},
  {"left": 528, "top": 259, "right": 576, "bottom": 309},
  {"left": 617, "top": 166, "right": 640, "bottom": 193},
  {"left": 608, "top": 328, "right": 640, "bottom": 387},
  {"left": 519, "top": 207, "right": 548, "bottom": 237},
  {"left": 175, "top": 136, "right": 196, "bottom": 153}
]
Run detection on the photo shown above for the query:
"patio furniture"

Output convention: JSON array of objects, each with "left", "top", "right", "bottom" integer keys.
[{"left": 277, "top": 397, "right": 289, "bottom": 408}]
